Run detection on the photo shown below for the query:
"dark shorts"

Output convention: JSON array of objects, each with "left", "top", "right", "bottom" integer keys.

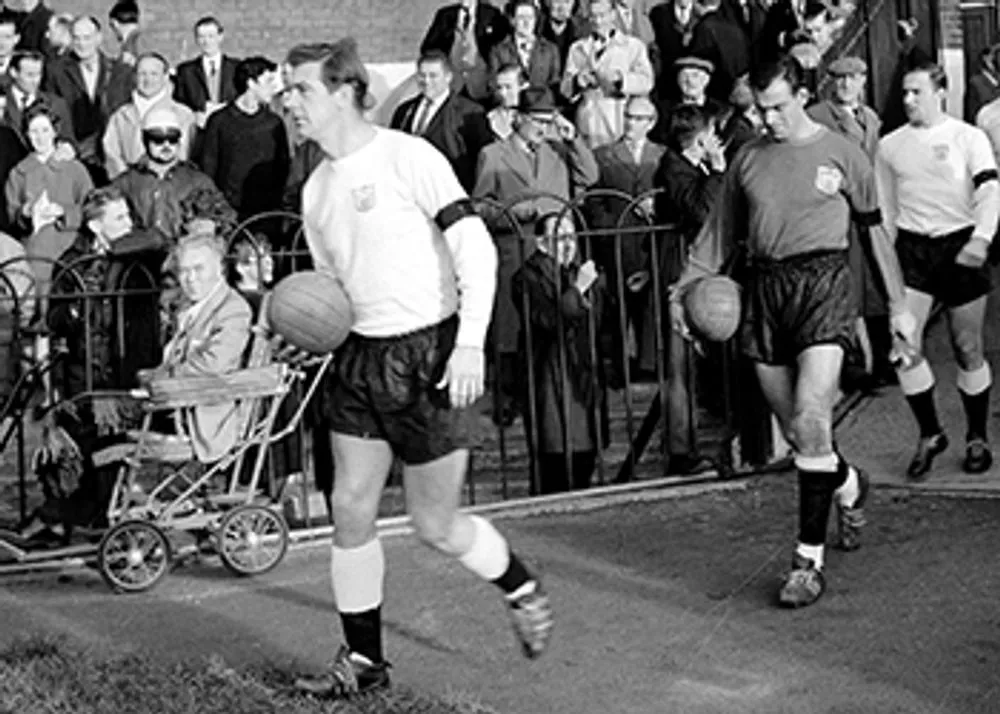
[
  {"left": 324, "top": 315, "right": 473, "bottom": 465},
  {"left": 741, "top": 250, "right": 856, "bottom": 366},
  {"left": 897, "top": 227, "right": 992, "bottom": 307}
]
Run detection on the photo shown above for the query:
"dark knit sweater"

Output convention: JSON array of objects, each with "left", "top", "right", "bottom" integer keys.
[{"left": 199, "top": 102, "right": 289, "bottom": 215}]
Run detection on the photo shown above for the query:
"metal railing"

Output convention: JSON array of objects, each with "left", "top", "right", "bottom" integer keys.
[{"left": 0, "top": 197, "right": 773, "bottom": 527}]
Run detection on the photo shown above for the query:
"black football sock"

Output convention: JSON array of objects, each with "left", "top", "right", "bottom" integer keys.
[
  {"left": 341, "top": 607, "right": 383, "bottom": 665},
  {"left": 493, "top": 552, "right": 533, "bottom": 596},
  {"left": 959, "top": 388, "right": 990, "bottom": 442},
  {"left": 798, "top": 469, "right": 841, "bottom": 549},
  {"left": 904, "top": 388, "right": 942, "bottom": 438}
]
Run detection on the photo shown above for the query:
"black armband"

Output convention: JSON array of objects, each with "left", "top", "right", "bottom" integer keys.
[
  {"left": 435, "top": 199, "right": 478, "bottom": 232},
  {"left": 973, "top": 169, "right": 999, "bottom": 189},
  {"left": 852, "top": 208, "right": 882, "bottom": 227}
]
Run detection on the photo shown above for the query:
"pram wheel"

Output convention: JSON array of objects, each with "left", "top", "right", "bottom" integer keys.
[
  {"left": 217, "top": 505, "right": 288, "bottom": 577},
  {"left": 97, "top": 520, "right": 172, "bottom": 593}
]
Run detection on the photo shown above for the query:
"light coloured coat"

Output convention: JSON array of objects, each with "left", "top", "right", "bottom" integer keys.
[
  {"left": 561, "top": 31, "right": 654, "bottom": 149},
  {"left": 157, "top": 283, "right": 252, "bottom": 462}
]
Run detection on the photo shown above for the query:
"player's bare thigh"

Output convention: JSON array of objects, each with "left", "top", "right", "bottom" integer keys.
[
  {"left": 329, "top": 432, "right": 395, "bottom": 548},
  {"left": 404, "top": 449, "right": 475, "bottom": 556},
  {"left": 903, "top": 287, "right": 936, "bottom": 352},
  {"left": 791, "top": 344, "right": 843, "bottom": 456}
]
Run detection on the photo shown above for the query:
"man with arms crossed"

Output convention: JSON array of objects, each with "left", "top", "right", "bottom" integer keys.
[
  {"left": 671, "top": 55, "right": 915, "bottom": 608},
  {"left": 876, "top": 59, "right": 1000, "bottom": 479},
  {"left": 281, "top": 38, "right": 553, "bottom": 699}
]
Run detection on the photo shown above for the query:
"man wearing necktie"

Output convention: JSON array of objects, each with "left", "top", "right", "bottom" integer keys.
[
  {"left": 172, "top": 17, "right": 238, "bottom": 130},
  {"left": 389, "top": 50, "right": 491, "bottom": 191},
  {"left": 488, "top": 0, "right": 561, "bottom": 99},
  {"left": 2, "top": 50, "right": 73, "bottom": 150},
  {"left": 808, "top": 55, "right": 890, "bottom": 388}
]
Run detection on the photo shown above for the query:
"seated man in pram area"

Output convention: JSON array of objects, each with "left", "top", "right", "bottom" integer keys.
[
  {"left": 19, "top": 230, "right": 252, "bottom": 543},
  {"left": 137, "top": 230, "right": 254, "bottom": 464}
]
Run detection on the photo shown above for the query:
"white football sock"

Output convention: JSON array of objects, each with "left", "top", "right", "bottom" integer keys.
[
  {"left": 331, "top": 539, "right": 385, "bottom": 613},
  {"left": 458, "top": 515, "right": 511, "bottom": 582},
  {"left": 795, "top": 542, "right": 824, "bottom": 570},
  {"left": 835, "top": 466, "right": 860, "bottom": 507}
]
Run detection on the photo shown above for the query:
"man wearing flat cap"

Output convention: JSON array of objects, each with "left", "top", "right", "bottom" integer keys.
[
  {"left": 652, "top": 54, "right": 728, "bottom": 142},
  {"left": 473, "top": 85, "right": 598, "bottom": 424},
  {"left": 808, "top": 55, "right": 891, "bottom": 387}
]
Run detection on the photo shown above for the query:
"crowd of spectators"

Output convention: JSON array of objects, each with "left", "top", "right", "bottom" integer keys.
[{"left": 0, "top": 0, "right": 982, "bottom": 503}]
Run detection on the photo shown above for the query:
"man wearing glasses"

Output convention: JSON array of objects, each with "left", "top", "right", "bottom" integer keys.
[
  {"left": 473, "top": 85, "right": 598, "bottom": 426},
  {"left": 589, "top": 97, "right": 668, "bottom": 385},
  {"left": 111, "top": 106, "right": 234, "bottom": 245}
]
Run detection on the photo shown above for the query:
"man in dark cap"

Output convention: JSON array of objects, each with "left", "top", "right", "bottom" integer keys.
[
  {"left": 653, "top": 55, "right": 728, "bottom": 142},
  {"left": 473, "top": 85, "right": 598, "bottom": 425}
]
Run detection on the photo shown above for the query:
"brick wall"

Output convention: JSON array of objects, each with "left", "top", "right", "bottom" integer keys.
[{"left": 49, "top": 0, "right": 502, "bottom": 66}]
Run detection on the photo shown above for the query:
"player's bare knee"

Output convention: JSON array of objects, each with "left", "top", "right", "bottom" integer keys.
[
  {"left": 951, "top": 332, "right": 984, "bottom": 372},
  {"left": 790, "top": 408, "right": 832, "bottom": 457},
  {"left": 329, "top": 487, "right": 380, "bottom": 545}
]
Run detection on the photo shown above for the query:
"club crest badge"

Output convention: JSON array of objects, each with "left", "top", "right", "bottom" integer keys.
[
  {"left": 814, "top": 165, "right": 843, "bottom": 196},
  {"left": 352, "top": 184, "right": 376, "bottom": 212},
  {"left": 932, "top": 144, "right": 949, "bottom": 161}
]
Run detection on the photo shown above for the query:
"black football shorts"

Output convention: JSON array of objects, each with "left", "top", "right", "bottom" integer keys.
[
  {"left": 324, "top": 314, "right": 476, "bottom": 465},
  {"left": 897, "top": 226, "right": 992, "bottom": 308},
  {"left": 741, "top": 250, "right": 856, "bottom": 366}
]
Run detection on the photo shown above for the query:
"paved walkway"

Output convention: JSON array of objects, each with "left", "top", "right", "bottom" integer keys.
[{"left": 839, "top": 285, "right": 1000, "bottom": 494}]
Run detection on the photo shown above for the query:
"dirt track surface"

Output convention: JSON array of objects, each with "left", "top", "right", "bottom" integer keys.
[{"left": 1, "top": 477, "right": 998, "bottom": 714}]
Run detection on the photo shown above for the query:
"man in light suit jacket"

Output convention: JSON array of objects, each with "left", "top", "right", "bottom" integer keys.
[
  {"left": 589, "top": 95, "right": 664, "bottom": 384},
  {"left": 172, "top": 16, "right": 239, "bottom": 129},
  {"left": 390, "top": 50, "right": 492, "bottom": 192},
  {"left": 488, "top": 0, "right": 561, "bottom": 97},
  {"left": 473, "top": 85, "right": 598, "bottom": 423},
  {"left": 144, "top": 231, "right": 252, "bottom": 463}
]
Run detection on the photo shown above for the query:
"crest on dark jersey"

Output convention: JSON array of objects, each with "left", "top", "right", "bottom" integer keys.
[{"left": 352, "top": 184, "right": 376, "bottom": 212}]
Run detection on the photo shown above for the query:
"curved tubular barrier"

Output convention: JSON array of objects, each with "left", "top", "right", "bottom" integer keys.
[{"left": 0, "top": 193, "right": 762, "bottom": 527}]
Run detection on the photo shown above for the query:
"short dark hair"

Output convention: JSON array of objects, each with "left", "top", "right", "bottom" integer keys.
[
  {"left": 135, "top": 51, "right": 169, "bottom": 72},
  {"left": 418, "top": 49, "right": 454, "bottom": 73},
  {"left": 11, "top": 50, "right": 44, "bottom": 73},
  {"left": 750, "top": 53, "right": 809, "bottom": 94},
  {"left": 494, "top": 62, "right": 527, "bottom": 83},
  {"left": 285, "top": 39, "right": 374, "bottom": 111},
  {"left": 82, "top": 186, "right": 127, "bottom": 226},
  {"left": 667, "top": 105, "right": 710, "bottom": 151},
  {"left": 22, "top": 102, "right": 61, "bottom": 137},
  {"left": 234, "top": 56, "right": 278, "bottom": 95},
  {"left": 109, "top": 0, "right": 139, "bottom": 24},
  {"left": 904, "top": 57, "right": 948, "bottom": 91},
  {"left": 194, "top": 15, "right": 223, "bottom": 33},
  {"left": 0, "top": 10, "right": 20, "bottom": 32}
]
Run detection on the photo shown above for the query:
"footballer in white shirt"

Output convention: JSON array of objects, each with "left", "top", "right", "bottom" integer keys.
[
  {"left": 280, "top": 38, "right": 553, "bottom": 701},
  {"left": 875, "top": 58, "right": 1000, "bottom": 479}
]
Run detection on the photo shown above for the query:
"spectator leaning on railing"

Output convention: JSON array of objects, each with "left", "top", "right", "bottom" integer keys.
[{"left": 512, "top": 211, "right": 608, "bottom": 494}]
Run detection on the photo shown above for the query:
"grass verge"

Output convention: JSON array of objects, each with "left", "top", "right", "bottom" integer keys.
[{"left": 0, "top": 635, "right": 498, "bottom": 714}]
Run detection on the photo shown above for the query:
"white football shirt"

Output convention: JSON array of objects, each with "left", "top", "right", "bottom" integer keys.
[
  {"left": 876, "top": 116, "right": 998, "bottom": 239},
  {"left": 301, "top": 127, "right": 497, "bottom": 348}
]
